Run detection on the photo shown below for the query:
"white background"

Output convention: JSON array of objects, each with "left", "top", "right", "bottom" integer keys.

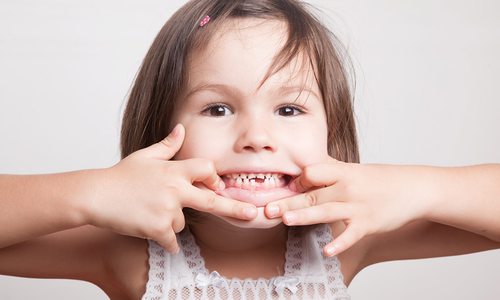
[{"left": 1, "top": 0, "right": 499, "bottom": 299}]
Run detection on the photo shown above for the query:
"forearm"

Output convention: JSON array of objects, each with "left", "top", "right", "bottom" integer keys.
[
  {"left": 0, "top": 170, "right": 98, "bottom": 248},
  {"left": 423, "top": 164, "right": 500, "bottom": 242}
]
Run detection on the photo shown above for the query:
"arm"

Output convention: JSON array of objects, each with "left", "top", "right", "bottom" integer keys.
[
  {"left": 363, "top": 164, "right": 500, "bottom": 266},
  {"left": 331, "top": 219, "right": 500, "bottom": 286},
  {"left": 0, "top": 225, "right": 149, "bottom": 300},
  {"left": 0, "top": 171, "right": 95, "bottom": 248},
  {"left": 424, "top": 164, "right": 500, "bottom": 242}
]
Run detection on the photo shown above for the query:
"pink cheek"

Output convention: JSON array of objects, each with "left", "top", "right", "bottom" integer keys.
[{"left": 293, "top": 139, "right": 329, "bottom": 165}]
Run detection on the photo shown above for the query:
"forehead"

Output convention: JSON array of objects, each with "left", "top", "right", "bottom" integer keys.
[{"left": 186, "top": 18, "right": 319, "bottom": 96}]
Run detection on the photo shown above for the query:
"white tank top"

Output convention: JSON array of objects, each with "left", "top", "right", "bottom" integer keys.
[{"left": 141, "top": 224, "right": 350, "bottom": 299}]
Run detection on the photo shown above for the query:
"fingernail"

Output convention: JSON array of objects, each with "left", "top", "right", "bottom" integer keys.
[
  {"left": 267, "top": 205, "right": 279, "bottom": 217},
  {"left": 283, "top": 212, "right": 296, "bottom": 224},
  {"left": 244, "top": 207, "right": 257, "bottom": 219},
  {"left": 325, "top": 244, "right": 337, "bottom": 256}
]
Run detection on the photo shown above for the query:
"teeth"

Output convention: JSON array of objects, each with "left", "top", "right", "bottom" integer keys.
[
  {"left": 223, "top": 172, "right": 285, "bottom": 188},
  {"left": 227, "top": 173, "right": 283, "bottom": 179}
]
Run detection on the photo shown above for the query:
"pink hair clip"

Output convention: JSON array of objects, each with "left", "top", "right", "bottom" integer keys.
[{"left": 199, "top": 15, "right": 210, "bottom": 27}]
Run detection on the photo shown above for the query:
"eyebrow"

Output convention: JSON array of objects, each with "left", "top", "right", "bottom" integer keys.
[{"left": 185, "top": 82, "right": 321, "bottom": 101}]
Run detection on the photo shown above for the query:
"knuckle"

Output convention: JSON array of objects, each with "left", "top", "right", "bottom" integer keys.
[
  {"left": 162, "top": 162, "right": 179, "bottom": 177},
  {"left": 166, "top": 233, "right": 177, "bottom": 245},
  {"left": 159, "top": 136, "right": 174, "bottom": 148},
  {"left": 302, "top": 165, "right": 319, "bottom": 182},
  {"left": 164, "top": 186, "right": 181, "bottom": 203},
  {"left": 150, "top": 223, "right": 168, "bottom": 238},
  {"left": 276, "top": 201, "right": 287, "bottom": 213},
  {"left": 302, "top": 165, "right": 314, "bottom": 178},
  {"left": 205, "top": 195, "right": 217, "bottom": 212},
  {"left": 300, "top": 166, "right": 324, "bottom": 188},
  {"left": 305, "top": 192, "right": 318, "bottom": 207},
  {"left": 341, "top": 182, "right": 354, "bottom": 200},
  {"left": 235, "top": 205, "right": 246, "bottom": 218},
  {"left": 173, "top": 216, "right": 186, "bottom": 233}
]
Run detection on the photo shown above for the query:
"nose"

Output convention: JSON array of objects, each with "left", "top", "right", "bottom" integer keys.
[{"left": 234, "top": 116, "right": 277, "bottom": 153}]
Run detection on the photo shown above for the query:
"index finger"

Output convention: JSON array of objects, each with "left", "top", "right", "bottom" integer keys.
[
  {"left": 265, "top": 186, "right": 341, "bottom": 218},
  {"left": 182, "top": 158, "right": 225, "bottom": 192},
  {"left": 290, "top": 163, "right": 340, "bottom": 192},
  {"left": 182, "top": 187, "right": 257, "bottom": 220}
]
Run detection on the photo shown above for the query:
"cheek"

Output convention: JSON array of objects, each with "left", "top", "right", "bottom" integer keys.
[
  {"left": 174, "top": 123, "right": 229, "bottom": 161},
  {"left": 286, "top": 120, "right": 329, "bottom": 165}
]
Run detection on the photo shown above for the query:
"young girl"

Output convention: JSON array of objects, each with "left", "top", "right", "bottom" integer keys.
[{"left": 1, "top": 0, "right": 500, "bottom": 299}]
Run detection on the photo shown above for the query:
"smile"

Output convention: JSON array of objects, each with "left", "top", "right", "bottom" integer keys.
[{"left": 221, "top": 173, "right": 289, "bottom": 190}]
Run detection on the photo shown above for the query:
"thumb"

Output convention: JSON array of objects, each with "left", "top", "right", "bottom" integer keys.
[{"left": 142, "top": 123, "right": 185, "bottom": 160}]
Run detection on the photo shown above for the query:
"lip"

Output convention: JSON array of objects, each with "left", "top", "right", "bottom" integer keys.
[{"left": 217, "top": 169, "right": 299, "bottom": 207}]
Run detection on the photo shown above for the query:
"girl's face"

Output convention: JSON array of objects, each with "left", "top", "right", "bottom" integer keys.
[{"left": 173, "top": 18, "right": 330, "bottom": 228}]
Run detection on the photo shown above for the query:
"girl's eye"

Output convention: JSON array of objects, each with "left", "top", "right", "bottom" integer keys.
[
  {"left": 276, "top": 105, "right": 305, "bottom": 116},
  {"left": 201, "top": 104, "right": 233, "bottom": 117}
]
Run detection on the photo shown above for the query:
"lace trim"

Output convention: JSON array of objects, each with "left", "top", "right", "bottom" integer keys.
[
  {"left": 141, "top": 239, "right": 166, "bottom": 300},
  {"left": 142, "top": 224, "right": 350, "bottom": 299},
  {"left": 314, "top": 225, "right": 350, "bottom": 297},
  {"left": 180, "top": 226, "right": 304, "bottom": 285},
  {"left": 178, "top": 226, "right": 206, "bottom": 278},
  {"left": 284, "top": 225, "right": 303, "bottom": 277}
]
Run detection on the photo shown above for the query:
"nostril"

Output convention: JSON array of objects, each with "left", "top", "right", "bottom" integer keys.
[{"left": 242, "top": 145, "right": 274, "bottom": 152}]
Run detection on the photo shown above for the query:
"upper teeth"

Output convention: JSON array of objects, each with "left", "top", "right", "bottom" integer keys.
[{"left": 223, "top": 173, "right": 284, "bottom": 180}]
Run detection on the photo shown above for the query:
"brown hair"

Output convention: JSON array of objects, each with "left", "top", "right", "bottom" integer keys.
[{"left": 121, "top": 0, "right": 359, "bottom": 163}]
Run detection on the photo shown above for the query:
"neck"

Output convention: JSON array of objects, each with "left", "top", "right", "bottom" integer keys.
[
  {"left": 188, "top": 214, "right": 289, "bottom": 278},
  {"left": 189, "top": 214, "right": 287, "bottom": 253}
]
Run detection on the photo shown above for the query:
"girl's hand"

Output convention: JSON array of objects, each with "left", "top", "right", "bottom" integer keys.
[
  {"left": 85, "top": 124, "right": 257, "bottom": 253},
  {"left": 265, "top": 158, "right": 434, "bottom": 257}
]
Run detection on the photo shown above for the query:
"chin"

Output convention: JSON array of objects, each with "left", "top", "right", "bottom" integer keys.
[{"left": 216, "top": 207, "right": 283, "bottom": 229}]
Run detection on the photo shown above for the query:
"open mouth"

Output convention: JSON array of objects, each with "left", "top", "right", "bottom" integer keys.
[
  {"left": 217, "top": 172, "right": 298, "bottom": 207},
  {"left": 221, "top": 173, "right": 292, "bottom": 190}
]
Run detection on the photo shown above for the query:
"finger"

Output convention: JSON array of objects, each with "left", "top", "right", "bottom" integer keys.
[
  {"left": 141, "top": 123, "right": 185, "bottom": 160},
  {"left": 182, "top": 188, "right": 257, "bottom": 220},
  {"left": 182, "top": 158, "right": 224, "bottom": 192},
  {"left": 265, "top": 187, "right": 341, "bottom": 218},
  {"left": 281, "top": 202, "right": 352, "bottom": 226},
  {"left": 290, "top": 163, "right": 342, "bottom": 193},
  {"left": 171, "top": 210, "right": 186, "bottom": 233},
  {"left": 155, "top": 229, "right": 180, "bottom": 254},
  {"left": 323, "top": 223, "right": 366, "bottom": 257}
]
